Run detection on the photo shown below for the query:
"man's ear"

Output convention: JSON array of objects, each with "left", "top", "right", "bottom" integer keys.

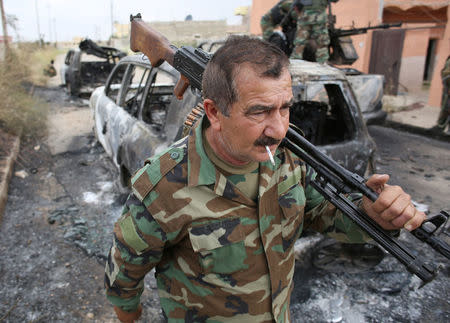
[{"left": 203, "top": 98, "right": 222, "bottom": 131}]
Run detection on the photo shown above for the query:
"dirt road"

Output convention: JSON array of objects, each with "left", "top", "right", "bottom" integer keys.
[{"left": 0, "top": 87, "right": 163, "bottom": 322}]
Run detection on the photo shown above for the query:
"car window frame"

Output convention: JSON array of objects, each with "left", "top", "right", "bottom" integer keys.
[{"left": 104, "top": 61, "right": 130, "bottom": 104}]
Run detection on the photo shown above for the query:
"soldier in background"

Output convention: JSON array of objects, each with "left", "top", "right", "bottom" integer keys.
[
  {"left": 43, "top": 59, "right": 57, "bottom": 77},
  {"left": 435, "top": 55, "right": 450, "bottom": 132},
  {"left": 261, "top": 0, "right": 338, "bottom": 63}
]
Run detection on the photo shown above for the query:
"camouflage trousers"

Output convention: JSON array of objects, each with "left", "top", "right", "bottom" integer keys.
[
  {"left": 437, "top": 86, "right": 449, "bottom": 128},
  {"left": 292, "top": 9, "right": 329, "bottom": 63}
]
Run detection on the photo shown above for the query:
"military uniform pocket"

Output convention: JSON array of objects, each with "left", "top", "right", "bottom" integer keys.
[
  {"left": 188, "top": 217, "right": 248, "bottom": 274},
  {"left": 279, "top": 184, "right": 305, "bottom": 251}
]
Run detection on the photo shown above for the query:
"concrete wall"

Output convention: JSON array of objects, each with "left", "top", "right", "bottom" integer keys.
[
  {"left": 429, "top": 5, "right": 450, "bottom": 107},
  {"left": 398, "top": 26, "right": 431, "bottom": 93}
]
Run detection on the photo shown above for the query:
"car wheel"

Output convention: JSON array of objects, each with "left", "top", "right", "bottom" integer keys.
[
  {"left": 119, "top": 165, "right": 131, "bottom": 189},
  {"left": 312, "top": 239, "right": 385, "bottom": 273},
  {"left": 67, "top": 81, "right": 79, "bottom": 96}
]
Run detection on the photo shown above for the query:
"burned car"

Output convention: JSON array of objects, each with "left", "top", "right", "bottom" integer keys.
[
  {"left": 197, "top": 40, "right": 386, "bottom": 126},
  {"left": 90, "top": 55, "right": 200, "bottom": 186},
  {"left": 61, "top": 39, "right": 126, "bottom": 96},
  {"left": 90, "top": 55, "right": 377, "bottom": 187},
  {"left": 346, "top": 71, "right": 386, "bottom": 125}
]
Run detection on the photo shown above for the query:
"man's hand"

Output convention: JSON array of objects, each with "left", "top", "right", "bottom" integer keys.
[
  {"left": 114, "top": 304, "right": 142, "bottom": 323},
  {"left": 362, "top": 174, "right": 426, "bottom": 231}
]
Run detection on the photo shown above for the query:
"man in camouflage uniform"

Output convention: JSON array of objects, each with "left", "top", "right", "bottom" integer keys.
[
  {"left": 43, "top": 59, "right": 57, "bottom": 77},
  {"left": 261, "top": 0, "right": 337, "bottom": 63},
  {"left": 435, "top": 55, "right": 450, "bottom": 131},
  {"left": 105, "top": 36, "right": 425, "bottom": 322}
]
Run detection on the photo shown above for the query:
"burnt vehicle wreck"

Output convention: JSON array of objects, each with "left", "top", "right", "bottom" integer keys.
[
  {"left": 61, "top": 39, "right": 126, "bottom": 96},
  {"left": 90, "top": 54, "right": 376, "bottom": 188},
  {"left": 90, "top": 55, "right": 201, "bottom": 187}
]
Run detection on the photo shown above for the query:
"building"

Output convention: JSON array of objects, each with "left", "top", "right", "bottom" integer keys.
[{"left": 250, "top": 0, "right": 449, "bottom": 108}]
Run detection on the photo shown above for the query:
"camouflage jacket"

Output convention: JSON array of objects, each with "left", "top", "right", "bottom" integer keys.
[
  {"left": 261, "top": 0, "right": 329, "bottom": 59},
  {"left": 105, "top": 117, "right": 368, "bottom": 322},
  {"left": 442, "top": 56, "right": 450, "bottom": 88}
]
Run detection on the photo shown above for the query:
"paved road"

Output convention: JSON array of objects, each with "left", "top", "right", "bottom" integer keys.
[
  {"left": 289, "top": 124, "right": 450, "bottom": 322},
  {"left": 368, "top": 125, "right": 450, "bottom": 215}
]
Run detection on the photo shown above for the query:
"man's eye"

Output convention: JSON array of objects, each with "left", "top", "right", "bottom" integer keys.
[{"left": 252, "top": 110, "right": 267, "bottom": 116}]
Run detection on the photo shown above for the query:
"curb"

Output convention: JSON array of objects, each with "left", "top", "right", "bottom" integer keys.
[
  {"left": 0, "top": 136, "right": 20, "bottom": 221},
  {"left": 382, "top": 120, "right": 450, "bottom": 142}
]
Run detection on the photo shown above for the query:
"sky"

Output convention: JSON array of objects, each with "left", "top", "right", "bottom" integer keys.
[{"left": 2, "top": 0, "right": 253, "bottom": 42}]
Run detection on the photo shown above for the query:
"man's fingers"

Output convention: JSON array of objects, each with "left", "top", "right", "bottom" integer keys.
[
  {"left": 378, "top": 190, "right": 412, "bottom": 222},
  {"left": 370, "top": 185, "right": 403, "bottom": 214},
  {"left": 395, "top": 206, "right": 426, "bottom": 231},
  {"left": 365, "top": 174, "right": 390, "bottom": 194}
]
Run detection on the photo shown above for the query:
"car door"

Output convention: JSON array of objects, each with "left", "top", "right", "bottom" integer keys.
[{"left": 93, "top": 61, "right": 130, "bottom": 162}]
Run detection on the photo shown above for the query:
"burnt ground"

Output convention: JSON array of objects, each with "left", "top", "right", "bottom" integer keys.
[
  {"left": 0, "top": 86, "right": 449, "bottom": 322},
  {"left": 0, "top": 87, "right": 163, "bottom": 323},
  {"left": 290, "top": 125, "right": 450, "bottom": 322}
]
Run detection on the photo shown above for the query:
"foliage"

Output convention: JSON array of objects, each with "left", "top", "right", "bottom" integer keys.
[{"left": 0, "top": 44, "right": 60, "bottom": 139}]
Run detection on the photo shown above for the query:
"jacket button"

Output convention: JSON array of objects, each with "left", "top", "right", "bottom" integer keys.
[{"left": 170, "top": 152, "right": 179, "bottom": 159}]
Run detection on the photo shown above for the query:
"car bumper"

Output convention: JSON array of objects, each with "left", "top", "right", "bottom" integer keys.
[{"left": 363, "top": 109, "right": 387, "bottom": 125}]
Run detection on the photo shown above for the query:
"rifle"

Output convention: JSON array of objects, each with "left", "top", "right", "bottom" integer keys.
[
  {"left": 330, "top": 22, "right": 402, "bottom": 38},
  {"left": 129, "top": 14, "right": 450, "bottom": 284},
  {"left": 326, "top": 0, "right": 402, "bottom": 65}
]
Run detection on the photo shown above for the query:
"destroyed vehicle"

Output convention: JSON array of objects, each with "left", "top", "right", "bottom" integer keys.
[
  {"left": 90, "top": 55, "right": 200, "bottom": 187},
  {"left": 61, "top": 39, "right": 126, "bottom": 96},
  {"left": 90, "top": 55, "right": 376, "bottom": 188},
  {"left": 198, "top": 39, "right": 386, "bottom": 126},
  {"left": 345, "top": 70, "right": 387, "bottom": 125}
]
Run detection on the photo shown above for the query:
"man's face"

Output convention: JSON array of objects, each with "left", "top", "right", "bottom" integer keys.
[{"left": 213, "top": 64, "right": 293, "bottom": 165}]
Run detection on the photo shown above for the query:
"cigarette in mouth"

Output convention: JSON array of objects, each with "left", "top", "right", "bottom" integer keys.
[{"left": 265, "top": 146, "right": 275, "bottom": 166}]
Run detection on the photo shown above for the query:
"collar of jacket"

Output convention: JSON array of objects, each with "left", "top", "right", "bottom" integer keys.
[{"left": 186, "top": 116, "right": 282, "bottom": 188}]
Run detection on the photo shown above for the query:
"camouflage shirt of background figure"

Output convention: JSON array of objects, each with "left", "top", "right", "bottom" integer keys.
[
  {"left": 436, "top": 55, "right": 450, "bottom": 129},
  {"left": 43, "top": 60, "right": 57, "bottom": 77},
  {"left": 260, "top": 0, "right": 336, "bottom": 63},
  {"left": 104, "top": 116, "right": 369, "bottom": 322}
]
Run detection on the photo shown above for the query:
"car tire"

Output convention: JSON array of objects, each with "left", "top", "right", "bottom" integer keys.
[
  {"left": 119, "top": 165, "right": 131, "bottom": 189},
  {"left": 67, "top": 81, "right": 79, "bottom": 96},
  {"left": 66, "top": 82, "right": 73, "bottom": 96}
]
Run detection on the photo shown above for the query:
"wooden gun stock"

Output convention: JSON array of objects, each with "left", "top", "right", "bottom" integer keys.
[{"left": 130, "top": 14, "right": 190, "bottom": 99}]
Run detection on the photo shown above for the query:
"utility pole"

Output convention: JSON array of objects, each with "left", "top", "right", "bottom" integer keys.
[
  {"left": 35, "top": 0, "right": 42, "bottom": 46},
  {"left": 110, "top": 0, "right": 113, "bottom": 45},
  {"left": 0, "top": 0, "right": 10, "bottom": 53},
  {"left": 47, "top": 3, "right": 51, "bottom": 43},
  {"left": 53, "top": 18, "right": 57, "bottom": 47}
]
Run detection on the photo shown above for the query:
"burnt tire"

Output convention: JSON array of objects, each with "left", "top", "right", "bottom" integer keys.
[
  {"left": 312, "top": 239, "right": 385, "bottom": 273},
  {"left": 119, "top": 165, "right": 132, "bottom": 189}
]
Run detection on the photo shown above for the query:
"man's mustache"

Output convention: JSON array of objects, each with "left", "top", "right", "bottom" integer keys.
[{"left": 254, "top": 136, "right": 281, "bottom": 147}]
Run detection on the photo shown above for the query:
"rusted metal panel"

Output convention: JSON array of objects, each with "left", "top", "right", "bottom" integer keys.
[{"left": 369, "top": 29, "right": 406, "bottom": 95}]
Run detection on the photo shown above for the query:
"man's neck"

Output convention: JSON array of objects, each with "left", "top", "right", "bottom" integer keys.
[{"left": 204, "top": 127, "right": 250, "bottom": 167}]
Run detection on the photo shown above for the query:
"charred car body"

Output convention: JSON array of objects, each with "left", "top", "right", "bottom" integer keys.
[
  {"left": 199, "top": 39, "right": 386, "bottom": 126},
  {"left": 90, "top": 54, "right": 376, "bottom": 188},
  {"left": 61, "top": 39, "right": 126, "bottom": 96}
]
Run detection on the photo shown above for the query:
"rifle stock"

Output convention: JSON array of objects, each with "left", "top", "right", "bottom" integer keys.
[{"left": 130, "top": 14, "right": 190, "bottom": 99}]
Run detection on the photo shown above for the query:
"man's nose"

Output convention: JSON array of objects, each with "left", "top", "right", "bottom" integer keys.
[{"left": 264, "top": 110, "right": 288, "bottom": 140}]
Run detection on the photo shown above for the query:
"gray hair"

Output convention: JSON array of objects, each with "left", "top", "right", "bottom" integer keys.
[{"left": 202, "top": 35, "right": 290, "bottom": 116}]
